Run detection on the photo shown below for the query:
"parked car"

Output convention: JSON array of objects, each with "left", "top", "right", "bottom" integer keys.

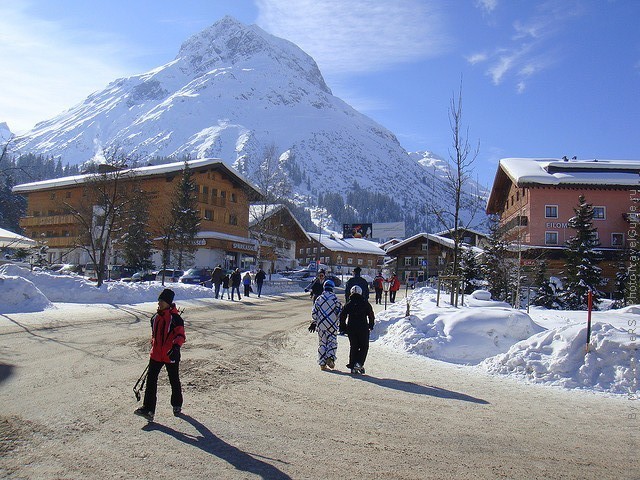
[
  {"left": 179, "top": 268, "right": 212, "bottom": 286},
  {"left": 156, "top": 269, "right": 184, "bottom": 283},
  {"left": 121, "top": 270, "right": 156, "bottom": 282}
]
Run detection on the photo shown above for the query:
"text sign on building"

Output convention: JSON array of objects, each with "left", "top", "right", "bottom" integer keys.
[
  {"left": 232, "top": 242, "right": 257, "bottom": 252},
  {"left": 546, "top": 222, "right": 569, "bottom": 229}
]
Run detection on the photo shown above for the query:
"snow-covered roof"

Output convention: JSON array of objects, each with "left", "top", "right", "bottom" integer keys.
[
  {"left": 487, "top": 157, "right": 640, "bottom": 214},
  {"left": 386, "top": 232, "right": 483, "bottom": 255},
  {"left": 500, "top": 157, "right": 640, "bottom": 186},
  {"left": 307, "top": 232, "right": 386, "bottom": 256},
  {"left": 434, "top": 227, "right": 488, "bottom": 238},
  {"left": 195, "top": 230, "right": 258, "bottom": 245},
  {"left": 0, "top": 227, "right": 37, "bottom": 248},
  {"left": 249, "top": 203, "right": 310, "bottom": 241},
  {"left": 12, "top": 158, "right": 263, "bottom": 199}
]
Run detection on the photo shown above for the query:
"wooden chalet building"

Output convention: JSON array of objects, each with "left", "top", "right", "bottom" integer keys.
[
  {"left": 295, "top": 232, "right": 386, "bottom": 277},
  {"left": 12, "top": 158, "right": 264, "bottom": 269}
]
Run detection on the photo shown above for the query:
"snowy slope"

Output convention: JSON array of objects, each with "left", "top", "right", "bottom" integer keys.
[
  {"left": 0, "top": 122, "right": 12, "bottom": 143},
  {"left": 11, "top": 17, "right": 486, "bottom": 229}
]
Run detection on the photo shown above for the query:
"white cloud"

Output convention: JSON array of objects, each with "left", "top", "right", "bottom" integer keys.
[
  {"left": 0, "top": 4, "right": 133, "bottom": 133},
  {"left": 475, "top": 0, "right": 498, "bottom": 14},
  {"left": 466, "top": 52, "right": 488, "bottom": 65},
  {"left": 255, "top": 0, "right": 450, "bottom": 76}
]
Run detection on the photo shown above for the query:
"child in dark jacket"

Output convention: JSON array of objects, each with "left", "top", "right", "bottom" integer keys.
[{"left": 340, "top": 285, "right": 375, "bottom": 374}]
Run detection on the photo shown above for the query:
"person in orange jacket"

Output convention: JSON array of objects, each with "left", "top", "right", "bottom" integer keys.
[
  {"left": 388, "top": 273, "right": 401, "bottom": 303},
  {"left": 134, "top": 288, "right": 186, "bottom": 422}
]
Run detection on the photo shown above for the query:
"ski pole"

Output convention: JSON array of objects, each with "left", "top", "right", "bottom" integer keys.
[{"left": 133, "top": 364, "right": 149, "bottom": 401}]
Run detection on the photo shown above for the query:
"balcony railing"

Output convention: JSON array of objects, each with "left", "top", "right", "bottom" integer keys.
[{"left": 20, "top": 214, "right": 77, "bottom": 227}]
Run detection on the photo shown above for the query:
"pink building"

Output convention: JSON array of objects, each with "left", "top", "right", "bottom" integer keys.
[{"left": 486, "top": 157, "right": 639, "bottom": 289}]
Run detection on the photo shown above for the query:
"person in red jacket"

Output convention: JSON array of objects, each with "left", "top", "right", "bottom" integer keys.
[
  {"left": 134, "top": 288, "right": 186, "bottom": 421},
  {"left": 388, "top": 273, "right": 401, "bottom": 303}
]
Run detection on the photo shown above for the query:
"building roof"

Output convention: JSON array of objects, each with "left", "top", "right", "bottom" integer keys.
[
  {"left": 306, "top": 232, "right": 386, "bottom": 256},
  {"left": 487, "top": 157, "right": 640, "bottom": 213},
  {"left": 386, "top": 232, "right": 483, "bottom": 255},
  {"left": 434, "top": 227, "right": 488, "bottom": 238},
  {"left": 0, "top": 227, "right": 37, "bottom": 248},
  {"left": 249, "top": 203, "right": 310, "bottom": 242},
  {"left": 12, "top": 158, "right": 263, "bottom": 200}
]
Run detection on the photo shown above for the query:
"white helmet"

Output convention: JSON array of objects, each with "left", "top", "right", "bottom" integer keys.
[{"left": 350, "top": 285, "right": 363, "bottom": 296}]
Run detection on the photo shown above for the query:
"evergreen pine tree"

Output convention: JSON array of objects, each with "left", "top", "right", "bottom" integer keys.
[
  {"left": 171, "top": 161, "right": 201, "bottom": 269},
  {"left": 561, "top": 194, "right": 604, "bottom": 310},
  {"left": 532, "top": 261, "right": 562, "bottom": 309},
  {"left": 120, "top": 186, "right": 154, "bottom": 271},
  {"left": 613, "top": 262, "right": 629, "bottom": 308},
  {"left": 459, "top": 247, "right": 482, "bottom": 294},
  {"left": 480, "top": 215, "right": 511, "bottom": 302}
]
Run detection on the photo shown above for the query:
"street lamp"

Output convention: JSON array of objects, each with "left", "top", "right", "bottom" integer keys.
[{"left": 383, "top": 277, "right": 391, "bottom": 310}]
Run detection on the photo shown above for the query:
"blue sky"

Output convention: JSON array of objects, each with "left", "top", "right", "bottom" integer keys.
[{"left": 1, "top": 0, "right": 639, "bottom": 187}]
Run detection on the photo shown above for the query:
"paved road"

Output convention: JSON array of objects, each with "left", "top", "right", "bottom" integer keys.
[{"left": 0, "top": 293, "right": 637, "bottom": 479}]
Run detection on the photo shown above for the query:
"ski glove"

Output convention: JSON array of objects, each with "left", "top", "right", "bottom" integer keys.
[
  {"left": 168, "top": 344, "right": 181, "bottom": 363},
  {"left": 308, "top": 322, "right": 316, "bottom": 333}
]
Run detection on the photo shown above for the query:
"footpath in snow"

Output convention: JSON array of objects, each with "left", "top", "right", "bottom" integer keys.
[{"left": 1, "top": 264, "right": 637, "bottom": 396}]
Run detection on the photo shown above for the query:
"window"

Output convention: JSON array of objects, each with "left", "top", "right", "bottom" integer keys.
[
  {"left": 204, "top": 209, "right": 213, "bottom": 221},
  {"left": 357, "top": 258, "right": 363, "bottom": 266},
  {"left": 228, "top": 214, "right": 238, "bottom": 225},
  {"left": 545, "top": 231, "right": 558, "bottom": 245},
  {"left": 404, "top": 257, "right": 412, "bottom": 266},
  {"left": 313, "top": 247, "right": 317, "bottom": 254},
  {"left": 612, "top": 233, "right": 624, "bottom": 247},
  {"left": 368, "top": 260, "right": 373, "bottom": 267},
  {"left": 593, "top": 206, "right": 606, "bottom": 220},
  {"left": 65, "top": 191, "right": 72, "bottom": 199},
  {"left": 347, "top": 257, "right": 353, "bottom": 265},
  {"left": 545, "top": 205, "right": 558, "bottom": 218},
  {"left": 50, "top": 192, "right": 56, "bottom": 200},
  {"left": 337, "top": 255, "right": 343, "bottom": 264},
  {"left": 320, "top": 247, "right": 325, "bottom": 253},
  {"left": 421, "top": 243, "right": 428, "bottom": 251},
  {"left": 231, "top": 193, "right": 237, "bottom": 203},
  {"left": 306, "top": 247, "right": 310, "bottom": 254},
  {"left": 299, "top": 248, "right": 304, "bottom": 255}
]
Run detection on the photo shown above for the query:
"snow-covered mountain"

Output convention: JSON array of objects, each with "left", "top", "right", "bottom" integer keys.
[
  {"left": 0, "top": 122, "right": 12, "bottom": 143},
  {"left": 11, "top": 16, "right": 486, "bottom": 232}
]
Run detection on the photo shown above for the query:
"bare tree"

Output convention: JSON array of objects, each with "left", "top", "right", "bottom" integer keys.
[
  {"left": 63, "top": 147, "right": 135, "bottom": 287},
  {"left": 429, "top": 79, "right": 481, "bottom": 302},
  {"left": 249, "top": 144, "right": 292, "bottom": 268}
]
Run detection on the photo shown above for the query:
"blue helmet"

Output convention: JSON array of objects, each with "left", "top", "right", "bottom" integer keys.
[{"left": 323, "top": 279, "right": 335, "bottom": 290}]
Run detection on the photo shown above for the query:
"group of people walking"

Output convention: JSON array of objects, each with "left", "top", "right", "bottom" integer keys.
[
  {"left": 209, "top": 265, "right": 267, "bottom": 301},
  {"left": 133, "top": 267, "right": 400, "bottom": 422},
  {"left": 309, "top": 266, "right": 378, "bottom": 375}
]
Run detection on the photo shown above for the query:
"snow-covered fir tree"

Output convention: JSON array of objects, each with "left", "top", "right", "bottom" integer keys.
[
  {"left": 459, "top": 247, "right": 483, "bottom": 294},
  {"left": 612, "top": 262, "right": 629, "bottom": 308},
  {"left": 119, "top": 185, "right": 154, "bottom": 272},
  {"left": 480, "top": 215, "right": 511, "bottom": 302},
  {"left": 560, "top": 194, "right": 604, "bottom": 310},
  {"left": 532, "top": 261, "right": 563, "bottom": 309},
  {"left": 171, "top": 161, "right": 201, "bottom": 269}
]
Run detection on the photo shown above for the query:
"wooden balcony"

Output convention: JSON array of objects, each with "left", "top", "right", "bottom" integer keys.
[{"left": 20, "top": 214, "right": 77, "bottom": 228}]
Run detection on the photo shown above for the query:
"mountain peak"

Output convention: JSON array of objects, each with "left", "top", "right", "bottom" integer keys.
[{"left": 176, "top": 16, "right": 330, "bottom": 93}]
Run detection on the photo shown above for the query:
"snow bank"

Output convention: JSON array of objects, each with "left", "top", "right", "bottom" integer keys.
[
  {"left": 0, "top": 274, "right": 53, "bottom": 313},
  {"left": 373, "top": 287, "right": 543, "bottom": 364},
  {"left": 0, "top": 265, "right": 300, "bottom": 313},
  {"left": 481, "top": 322, "right": 637, "bottom": 395}
]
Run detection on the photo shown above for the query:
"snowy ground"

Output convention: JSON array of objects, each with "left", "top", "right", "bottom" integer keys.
[{"left": 1, "top": 264, "right": 637, "bottom": 396}]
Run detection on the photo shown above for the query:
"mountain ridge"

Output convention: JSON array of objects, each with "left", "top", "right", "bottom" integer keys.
[{"left": 9, "top": 16, "right": 487, "bottom": 234}]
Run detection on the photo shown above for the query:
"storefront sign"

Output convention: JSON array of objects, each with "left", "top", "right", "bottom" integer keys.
[{"left": 232, "top": 242, "right": 257, "bottom": 252}]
